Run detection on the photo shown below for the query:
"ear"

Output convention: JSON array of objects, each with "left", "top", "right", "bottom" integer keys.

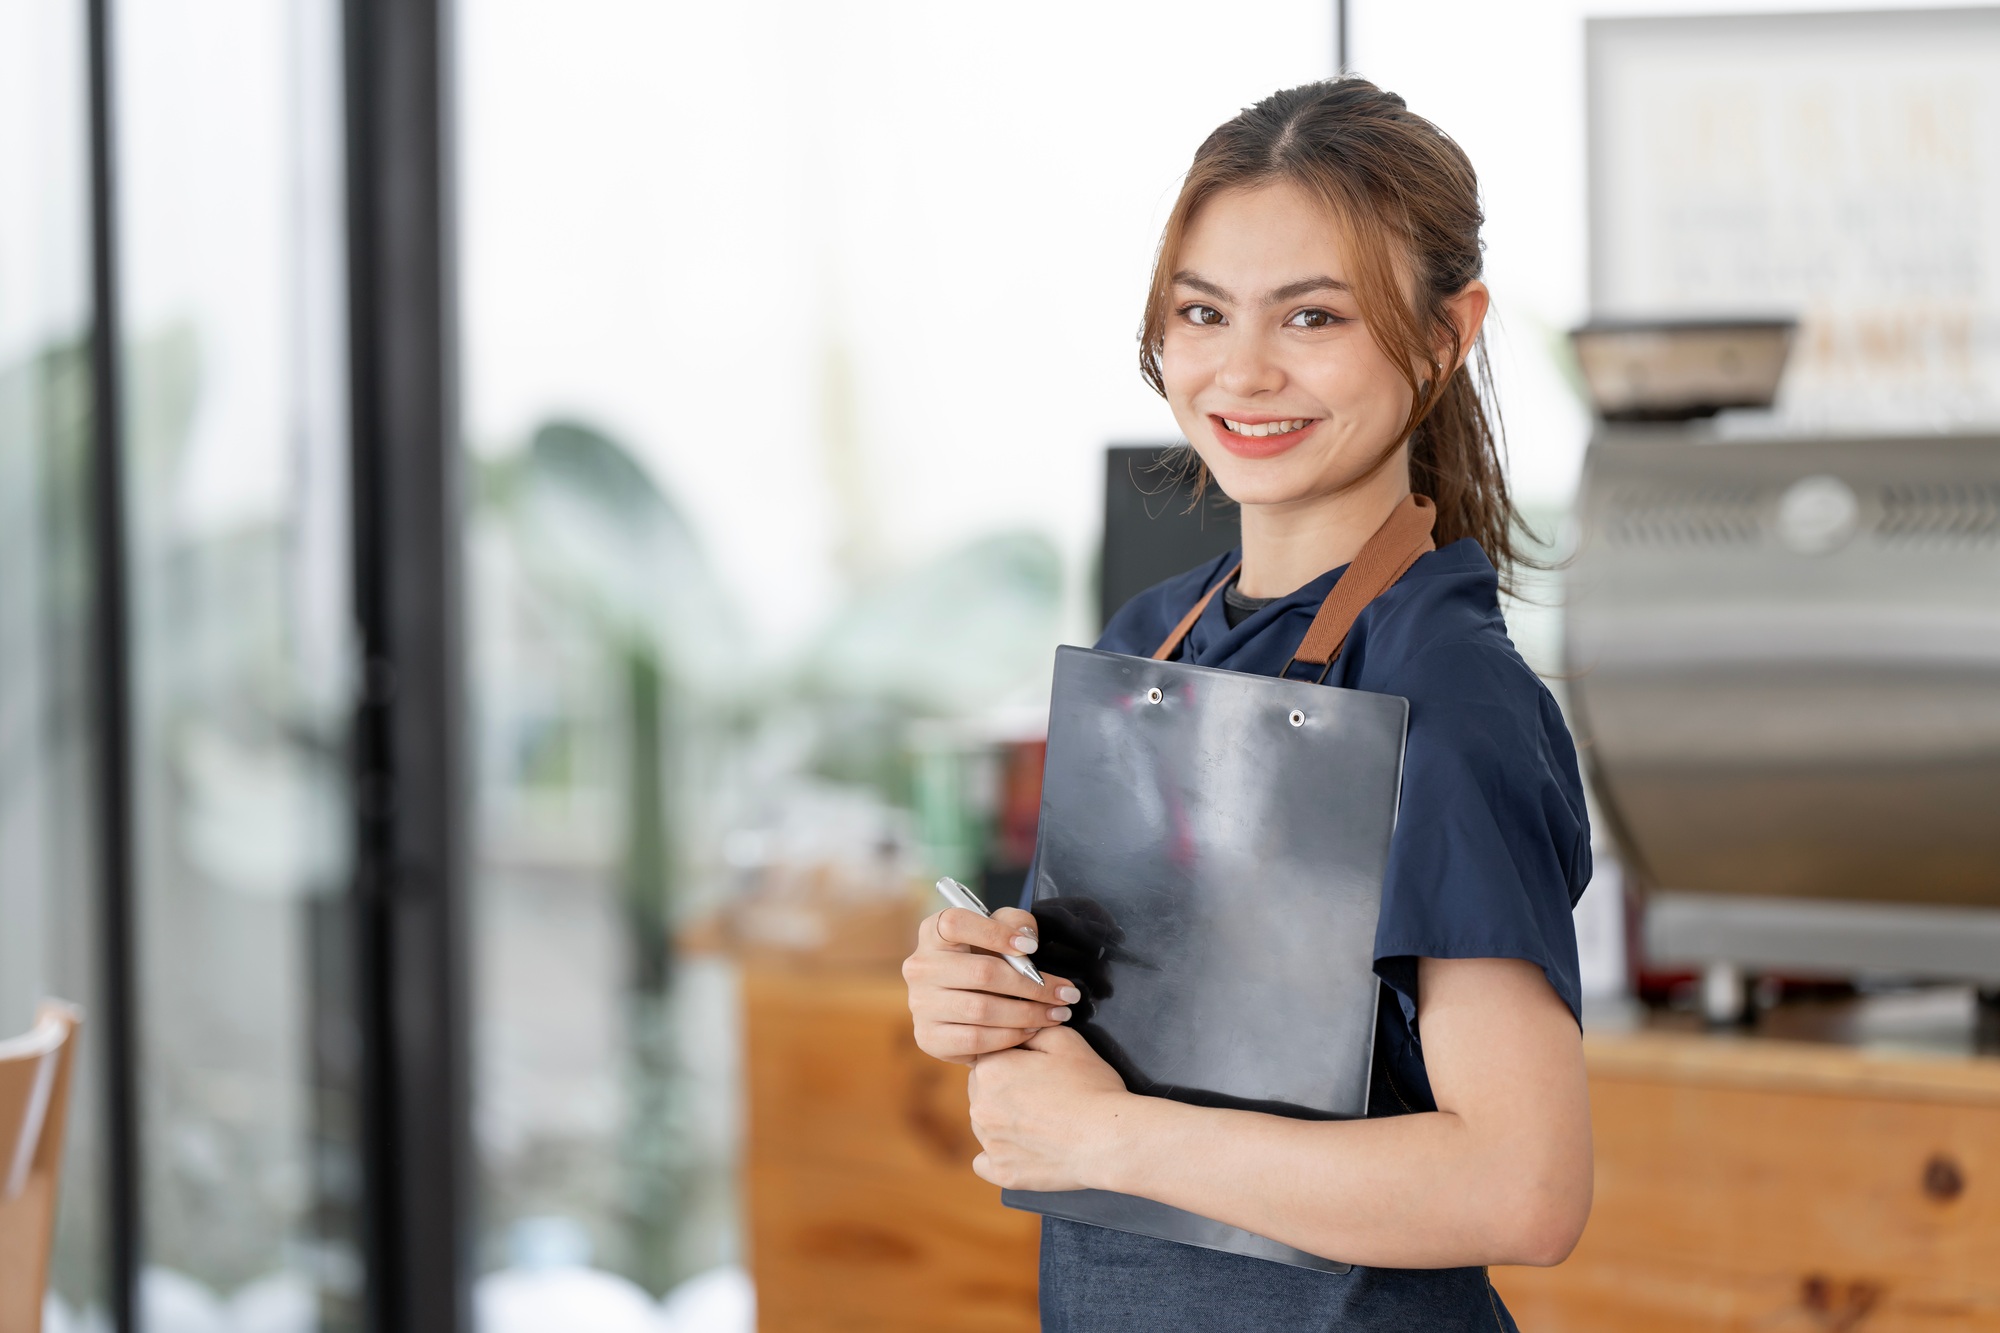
[{"left": 1437, "top": 279, "right": 1490, "bottom": 375}]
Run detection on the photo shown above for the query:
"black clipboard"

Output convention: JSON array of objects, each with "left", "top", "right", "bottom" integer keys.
[{"left": 1001, "top": 645, "right": 1409, "bottom": 1274}]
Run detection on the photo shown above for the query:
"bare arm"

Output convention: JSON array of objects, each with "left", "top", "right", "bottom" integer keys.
[{"left": 967, "top": 956, "right": 1592, "bottom": 1268}]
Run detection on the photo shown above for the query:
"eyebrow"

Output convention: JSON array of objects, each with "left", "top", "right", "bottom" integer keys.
[{"left": 1173, "top": 271, "right": 1352, "bottom": 304}]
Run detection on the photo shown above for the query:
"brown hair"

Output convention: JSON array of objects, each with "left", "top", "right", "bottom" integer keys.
[{"left": 1140, "top": 78, "right": 1532, "bottom": 587}]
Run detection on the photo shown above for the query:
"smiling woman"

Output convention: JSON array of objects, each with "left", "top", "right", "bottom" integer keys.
[
  {"left": 904, "top": 78, "right": 1595, "bottom": 1333},
  {"left": 1155, "top": 182, "right": 1482, "bottom": 597},
  {"left": 1141, "top": 78, "right": 1523, "bottom": 596}
]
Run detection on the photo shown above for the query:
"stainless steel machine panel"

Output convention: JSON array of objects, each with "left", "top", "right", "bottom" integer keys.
[{"left": 1565, "top": 430, "right": 2000, "bottom": 908}]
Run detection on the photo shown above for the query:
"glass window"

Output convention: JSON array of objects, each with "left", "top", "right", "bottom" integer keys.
[
  {"left": 113, "top": 0, "right": 363, "bottom": 1327},
  {"left": 457, "top": 8, "right": 1330, "bottom": 1330},
  {"left": 0, "top": 3, "right": 107, "bottom": 1328}
]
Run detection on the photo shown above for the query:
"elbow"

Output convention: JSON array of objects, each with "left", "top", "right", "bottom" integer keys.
[
  {"left": 1509, "top": 1204, "right": 1588, "bottom": 1268},
  {"left": 1499, "top": 1178, "right": 1593, "bottom": 1268}
]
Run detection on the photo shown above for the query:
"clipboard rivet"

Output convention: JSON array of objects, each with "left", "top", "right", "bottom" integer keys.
[
  {"left": 1289, "top": 709, "right": 1306, "bottom": 727},
  {"left": 1146, "top": 687, "right": 1163, "bottom": 705}
]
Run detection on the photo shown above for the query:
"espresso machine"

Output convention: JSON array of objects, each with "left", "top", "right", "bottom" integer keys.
[{"left": 1562, "top": 321, "right": 2000, "bottom": 1021}]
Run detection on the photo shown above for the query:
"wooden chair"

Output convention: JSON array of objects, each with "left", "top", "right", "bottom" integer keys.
[{"left": 0, "top": 1003, "right": 82, "bottom": 1333}]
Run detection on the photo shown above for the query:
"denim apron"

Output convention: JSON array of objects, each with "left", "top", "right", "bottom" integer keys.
[{"left": 1039, "top": 1218, "right": 1519, "bottom": 1332}]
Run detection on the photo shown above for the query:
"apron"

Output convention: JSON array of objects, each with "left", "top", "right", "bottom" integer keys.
[{"left": 1003, "top": 495, "right": 1438, "bottom": 1274}]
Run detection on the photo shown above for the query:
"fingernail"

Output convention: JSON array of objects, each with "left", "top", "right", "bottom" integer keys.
[
  {"left": 1011, "top": 935, "right": 1038, "bottom": 954},
  {"left": 1049, "top": 1007, "right": 1072, "bottom": 1023},
  {"left": 1057, "top": 986, "right": 1081, "bottom": 1004}
]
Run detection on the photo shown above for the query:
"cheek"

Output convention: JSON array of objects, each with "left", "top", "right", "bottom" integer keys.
[
  {"left": 1308, "top": 340, "right": 1412, "bottom": 430},
  {"left": 1158, "top": 331, "right": 1214, "bottom": 414},
  {"left": 1353, "top": 371, "right": 1411, "bottom": 428}
]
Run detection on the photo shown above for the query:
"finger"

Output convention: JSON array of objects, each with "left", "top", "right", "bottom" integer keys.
[
  {"left": 920, "top": 1022, "right": 1039, "bottom": 1060},
  {"left": 915, "top": 909, "right": 951, "bottom": 952},
  {"left": 933, "top": 906, "right": 1039, "bottom": 959},
  {"left": 990, "top": 906, "right": 1037, "bottom": 935},
  {"left": 907, "top": 953, "right": 1079, "bottom": 1006},
  {"left": 1040, "top": 972, "right": 1082, "bottom": 1006},
  {"left": 930, "top": 989, "right": 1072, "bottom": 1030},
  {"left": 971, "top": 1152, "right": 997, "bottom": 1184},
  {"left": 1024, "top": 1024, "right": 1089, "bottom": 1053}
]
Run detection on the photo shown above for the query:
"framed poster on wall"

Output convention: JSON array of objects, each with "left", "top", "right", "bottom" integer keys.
[{"left": 1588, "top": 8, "right": 2000, "bottom": 431}]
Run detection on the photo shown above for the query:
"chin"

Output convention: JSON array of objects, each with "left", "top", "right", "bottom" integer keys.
[
  {"left": 1214, "top": 481, "right": 1310, "bottom": 508},
  {"left": 1198, "top": 459, "right": 1319, "bottom": 509}
]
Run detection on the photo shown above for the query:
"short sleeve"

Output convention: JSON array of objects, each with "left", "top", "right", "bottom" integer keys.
[{"left": 1371, "top": 639, "right": 1590, "bottom": 1026}]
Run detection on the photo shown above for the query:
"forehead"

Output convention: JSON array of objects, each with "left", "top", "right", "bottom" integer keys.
[{"left": 1176, "top": 181, "right": 1352, "bottom": 284}]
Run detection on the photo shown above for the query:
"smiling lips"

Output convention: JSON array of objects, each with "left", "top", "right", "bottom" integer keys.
[{"left": 1210, "top": 414, "right": 1319, "bottom": 458}]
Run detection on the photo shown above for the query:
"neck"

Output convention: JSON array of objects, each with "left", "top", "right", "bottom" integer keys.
[{"left": 1234, "top": 457, "right": 1412, "bottom": 599}]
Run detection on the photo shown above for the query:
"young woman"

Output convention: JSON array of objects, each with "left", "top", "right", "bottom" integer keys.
[{"left": 902, "top": 79, "right": 1593, "bottom": 1330}]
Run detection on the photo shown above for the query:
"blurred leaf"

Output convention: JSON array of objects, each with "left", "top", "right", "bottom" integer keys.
[
  {"left": 804, "top": 530, "right": 1062, "bottom": 714},
  {"left": 501, "top": 419, "right": 742, "bottom": 690}
]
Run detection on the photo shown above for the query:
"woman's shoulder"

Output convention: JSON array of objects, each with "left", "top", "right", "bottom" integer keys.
[
  {"left": 1354, "top": 538, "right": 1580, "bottom": 791},
  {"left": 1352, "top": 538, "right": 1529, "bottom": 685},
  {"left": 1095, "top": 550, "right": 1240, "bottom": 656},
  {"left": 1367, "top": 542, "right": 1591, "bottom": 1018}
]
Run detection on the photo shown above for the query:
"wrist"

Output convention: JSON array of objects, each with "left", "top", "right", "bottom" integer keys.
[{"left": 1077, "top": 1090, "right": 1184, "bottom": 1195}]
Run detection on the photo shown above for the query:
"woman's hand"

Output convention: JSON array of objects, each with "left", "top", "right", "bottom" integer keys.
[
  {"left": 966, "top": 1026, "right": 1134, "bottom": 1192},
  {"left": 904, "top": 906, "right": 1081, "bottom": 1066}
]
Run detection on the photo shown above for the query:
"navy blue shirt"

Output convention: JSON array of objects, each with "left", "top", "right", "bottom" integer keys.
[{"left": 1036, "top": 538, "right": 1590, "bottom": 1333}]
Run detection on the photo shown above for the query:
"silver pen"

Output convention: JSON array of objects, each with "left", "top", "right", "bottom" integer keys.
[{"left": 934, "top": 876, "right": 1045, "bottom": 985}]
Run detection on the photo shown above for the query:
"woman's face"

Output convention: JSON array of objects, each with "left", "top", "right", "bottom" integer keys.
[{"left": 1160, "top": 182, "right": 1418, "bottom": 510}]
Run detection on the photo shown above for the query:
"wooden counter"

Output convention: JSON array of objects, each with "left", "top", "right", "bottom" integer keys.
[
  {"left": 744, "top": 967, "right": 2000, "bottom": 1332},
  {"left": 744, "top": 968, "right": 1039, "bottom": 1333},
  {"left": 1492, "top": 1027, "right": 2000, "bottom": 1332}
]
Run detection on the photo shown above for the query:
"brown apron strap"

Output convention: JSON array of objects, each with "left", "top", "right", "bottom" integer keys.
[
  {"left": 1150, "top": 562, "right": 1240, "bottom": 660},
  {"left": 1149, "top": 494, "right": 1437, "bottom": 673},
  {"left": 1290, "top": 493, "right": 1437, "bottom": 670}
]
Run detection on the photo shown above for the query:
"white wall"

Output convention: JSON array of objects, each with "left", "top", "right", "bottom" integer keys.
[{"left": 459, "top": 1, "right": 1334, "bottom": 654}]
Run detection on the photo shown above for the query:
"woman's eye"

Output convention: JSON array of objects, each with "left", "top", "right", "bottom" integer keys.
[
  {"left": 1287, "top": 307, "right": 1344, "bottom": 329},
  {"left": 1180, "top": 303, "right": 1224, "bottom": 327}
]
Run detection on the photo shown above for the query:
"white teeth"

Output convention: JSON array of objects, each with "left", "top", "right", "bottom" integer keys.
[{"left": 1222, "top": 418, "right": 1310, "bottom": 438}]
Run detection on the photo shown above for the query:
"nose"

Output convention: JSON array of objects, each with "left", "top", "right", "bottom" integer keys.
[{"left": 1214, "top": 329, "right": 1285, "bottom": 399}]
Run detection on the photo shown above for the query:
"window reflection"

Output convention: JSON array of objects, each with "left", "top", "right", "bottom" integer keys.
[
  {"left": 469, "top": 421, "right": 743, "bottom": 1304},
  {"left": 0, "top": 4, "right": 107, "bottom": 1329},
  {"left": 114, "top": 0, "right": 361, "bottom": 1327}
]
